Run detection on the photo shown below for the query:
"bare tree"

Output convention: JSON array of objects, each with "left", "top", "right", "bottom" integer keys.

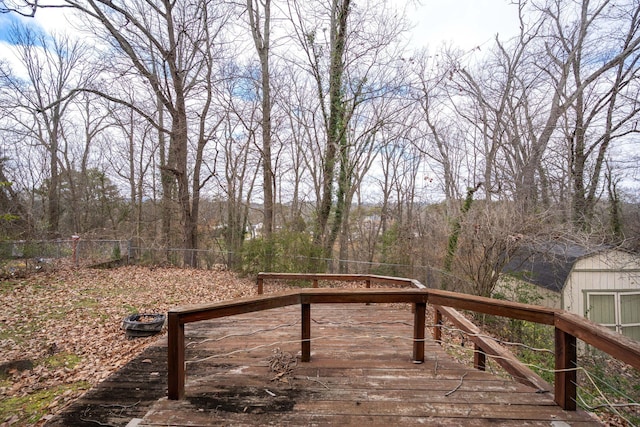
[
  {"left": 55, "top": 0, "right": 230, "bottom": 265},
  {"left": 215, "top": 65, "right": 263, "bottom": 269},
  {"left": 1, "top": 24, "right": 90, "bottom": 237},
  {"left": 105, "top": 85, "right": 158, "bottom": 242},
  {"left": 411, "top": 48, "right": 466, "bottom": 203},
  {"left": 290, "top": 0, "right": 352, "bottom": 259},
  {"left": 561, "top": 2, "right": 640, "bottom": 228},
  {"left": 287, "top": 0, "right": 411, "bottom": 266},
  {"left": 247, "top": 0, "right": 275, "bottom": 268},
  {"left": 443, "top": 0, "right": 640, "bottom": 218},
  {"left": 522, "top": 0, "right": 640, "bottom": 212},
  {"left": 454, "top": 202, "right": 542, "bottom": 297}
]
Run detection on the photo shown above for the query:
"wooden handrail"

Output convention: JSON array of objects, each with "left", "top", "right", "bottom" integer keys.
[
  {"left": 168, "top": 288, "right": 429, "bottom": 400},
  {"left": 554, "top": 311, "right": 640, "bottom": 368},
  {"left": 167, "top": 272, "right": 640, "bottom": 412},
  {"left": 256, "top": 272, "right": 425, "bottom": 294},
  {"left": 426, "top": 288, "right": 556, "bottom": 325}
]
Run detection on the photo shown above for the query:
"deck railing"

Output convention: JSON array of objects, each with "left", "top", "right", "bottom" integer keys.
[{"left": 167, "top": 273, "right": 640, "bottom": 411}]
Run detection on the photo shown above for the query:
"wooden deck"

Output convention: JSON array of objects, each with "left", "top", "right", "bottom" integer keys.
[{"left": 136, "top": 303, "right": 599, "bottom": 426}]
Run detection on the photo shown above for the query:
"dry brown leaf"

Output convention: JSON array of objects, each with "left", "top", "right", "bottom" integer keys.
[{"left": 0, "top": 265, "right": 257, "bottom": 426}]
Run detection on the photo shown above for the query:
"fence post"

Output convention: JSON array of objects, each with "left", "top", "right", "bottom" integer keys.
[
  {"left": 71, "top": 235, "right": 80, "bottom": 266},
  {"left": 554, "top": 327, "right": 577, "bottom": 411}
]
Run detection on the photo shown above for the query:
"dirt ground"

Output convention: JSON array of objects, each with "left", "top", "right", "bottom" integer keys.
[{"left": 0, "top": 265, "right": 258, "bottom": 426}]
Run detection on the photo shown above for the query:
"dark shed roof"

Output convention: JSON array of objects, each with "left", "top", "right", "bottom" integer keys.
[{"left": 502, "top": 242, "right": 608, "bottom": 293}]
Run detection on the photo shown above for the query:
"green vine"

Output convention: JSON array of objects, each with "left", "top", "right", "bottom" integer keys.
[{"left": 442, "top": 182, "right": 482, "bottom": 290}]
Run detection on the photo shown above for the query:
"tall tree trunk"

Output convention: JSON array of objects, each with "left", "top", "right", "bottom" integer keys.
[
  {"left": 157, "top": 98, "right": 173, "bottom": 256},
  {"left": 315, "top": 0, "right": 351, "bottom": 261},
  {"left": 248, "top": 0, "right": 274, "bottom": 270},
  {"left": 47, "top": 119, "right": 60, "bottom": 237}
]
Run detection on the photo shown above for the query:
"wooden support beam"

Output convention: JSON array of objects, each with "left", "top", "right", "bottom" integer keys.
[
  {"left": 301, "top": 303, "right": 311, "bottom": 362},
  {"left": 474, "top": 343, "right": 486, "bottom": 371},
  {"left": 554, "top": 328, "right": 577, "bottom": 411},
  {"left": 435, "top": 305, "right": 550, "bottom": 393},
  {"left": 299, "top": 288, "right": 427, "bottom": 304},
  {"left": 257, "top": 277, "right": 264, "bottom": 295},
  {"left": 167, "top": 312, "right": 185, "bottom": 400},
  {"left": 433, "top": 309, "right": 442, "bottom": 343},
  {"left": 413, "top": 302, "right": 426, "bottom": 363}
]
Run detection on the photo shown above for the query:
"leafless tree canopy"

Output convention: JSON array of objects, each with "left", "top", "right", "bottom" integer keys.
[{"left": 1, "top": 0, "right": 640, "bottom": 292}]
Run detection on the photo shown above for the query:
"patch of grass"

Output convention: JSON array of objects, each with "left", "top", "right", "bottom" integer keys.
[
  {"left": 43, "top": 352, "right": 81, "bottom": 369},
  {"left": 75, "top": 298, "right": 99, "bottom": 309},
  {"left": 122, "top": 303, "right": 138, "bottom": 314},
  {"left": 0, "top": 323, "right": 36, "bottom": 344},
  {"left": 0, "top": 279, "right": 18, "bottom": 293},
  {"left": 0, "top": 381, "right": 90, "bottom": 425}
]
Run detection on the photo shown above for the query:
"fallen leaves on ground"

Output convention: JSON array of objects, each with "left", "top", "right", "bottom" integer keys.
[{"left": 0, "top": 265, "right": 257, "bottom": 426}]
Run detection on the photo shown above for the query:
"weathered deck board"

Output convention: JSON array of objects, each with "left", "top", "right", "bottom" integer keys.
[
  {"left": 138, "top": 304, "right": 600, "bottom": 426},
  {"left": 44, "top": 343, "right": 169, "bottom": 426}
]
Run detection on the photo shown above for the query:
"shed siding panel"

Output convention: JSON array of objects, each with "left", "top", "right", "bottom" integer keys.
[
  {"left": 574, "top": 252, "right": 640, "bottom": 271},
  {"left": 501, "top": 250, "right": 640, "bottom": 318},
  {"left": 564, "top": 251, "right": 640, "bottom": 318}
]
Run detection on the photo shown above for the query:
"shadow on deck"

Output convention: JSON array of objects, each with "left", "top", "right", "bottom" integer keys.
[{"left": 47, "top": 304, "right": 601, "bottom": 426}]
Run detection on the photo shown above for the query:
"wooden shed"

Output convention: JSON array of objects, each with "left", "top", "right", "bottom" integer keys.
[{"left": 501, "top": 242, "right": 640, "bottom": 341}]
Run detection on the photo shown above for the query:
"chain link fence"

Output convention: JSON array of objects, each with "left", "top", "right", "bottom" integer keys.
[
  {"left": 0, "top": 239, "right": 129, "bottom": 277},
  {"left": 129, "top": 246, "right": 229, "bottom": 270},
  {"left": 1, "top": 239, "right": 444, "bottom": 288}
]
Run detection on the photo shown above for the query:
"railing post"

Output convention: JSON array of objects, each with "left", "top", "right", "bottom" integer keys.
[
  {"left": 167, "top": 312, "right": 185, "bottom": 400},
  {"left": 413, "top": 302, "right": 426, "bottom": 363},
  {"left": 365, "top": 279, "right": 371, "bottom": 305},
  {"left": 301, "top": 303, "right": 311, "bottom": 362},
  {"left": 313, "top": 279, "right": 318, "bottom": 288},
  {"left": 433, "top": 308, "right": 442, "bottom": 344},
  {"left": 554, "top": 327, "right": 577, "bottom": 411},
  {"left": 474, "top": 343, "right": 486, "bottom": 371},
  {"left": 257, "top": 277, "right": 264, "bottom": 295}
]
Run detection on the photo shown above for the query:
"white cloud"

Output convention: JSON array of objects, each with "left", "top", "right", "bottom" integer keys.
[{"left": 408, "top": 0, "right": 520, "bottom": 51}]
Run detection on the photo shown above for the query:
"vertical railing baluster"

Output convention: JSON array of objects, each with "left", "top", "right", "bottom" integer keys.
[
  {"left": 474, "top": 343, "right": 486, "bottom": 371},
  {"left": 433, "top": 309, "right": 443, "bottom": 344}
]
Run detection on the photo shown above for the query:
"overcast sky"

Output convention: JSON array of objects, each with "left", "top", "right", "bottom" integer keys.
[
  {"left": 0, "top": 1, "right": 522, "bottom": 54},
  {"left": 409, "top": 0, "right": 520, "bottom": 51}
]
